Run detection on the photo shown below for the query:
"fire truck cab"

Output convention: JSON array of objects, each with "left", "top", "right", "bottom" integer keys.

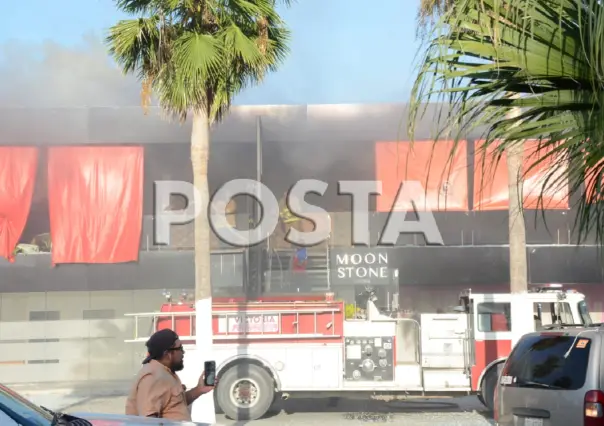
[
  {"left": 124, "top": 284, "right": 593, "bottom": 421},
  {"left": 454, "top": 284, "right": 592, "bottom": 409}
]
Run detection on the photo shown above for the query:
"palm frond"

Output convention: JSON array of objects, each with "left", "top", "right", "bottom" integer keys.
[
  {"left": 106, "top": 17, "right": 162, "bottom": 77},
  {"left": 409, "top": 0, "right": 604, "bottom": 243},
  {"left": 416, "top": 0, "right": 455, "bottom": 39},
  {"left": 114, "top": 0, "right": 155, "bottom": 15},
  {"left": 107, "top": 0, "right": 291, "bottom": 121}
]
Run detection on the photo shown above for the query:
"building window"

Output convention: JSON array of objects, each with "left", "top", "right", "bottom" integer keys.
[
  {"left": 477, "top": 302, "right": 511, "bottom": 332},
  {"left": 28, "top": 311, "right": 60, "bottom": 321},
  {"left": 83, "top": 309, "right": 115, "bottom": 320}
]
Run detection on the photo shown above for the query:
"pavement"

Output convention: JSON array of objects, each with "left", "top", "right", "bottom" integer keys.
[{"left": 18, "top": 386, "right": 494, "bottom": 426}]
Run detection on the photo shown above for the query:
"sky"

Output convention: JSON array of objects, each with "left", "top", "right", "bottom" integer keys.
[{"left": 0, "top": 0, "right": 423, "bottom": 106}]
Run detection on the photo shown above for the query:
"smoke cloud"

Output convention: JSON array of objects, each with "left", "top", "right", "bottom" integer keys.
[
  {"left": 0, "top": 32, "right": 378, "bottom": 212},
  {"left": 0, "top": 33, "right": 140, "bottom": 107}
]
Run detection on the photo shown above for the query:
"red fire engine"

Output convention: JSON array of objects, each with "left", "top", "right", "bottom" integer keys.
[{"left": 125, "top": 284, "right": 593, "bottom": 421}]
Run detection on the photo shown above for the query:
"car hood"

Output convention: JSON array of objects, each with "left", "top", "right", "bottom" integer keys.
[{"left": 69, "top": 411, "right": 213, "bottom": 425}]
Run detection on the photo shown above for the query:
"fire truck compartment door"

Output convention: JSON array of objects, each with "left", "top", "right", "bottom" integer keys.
[
  {"left": 420, "top": 314, "right": 468, "bottom": 369},
  {"left": 280, "top": 347, "right": 314, "bottom": 388},
  {"left": 312, "top": 345, "right": 341, "bottom": 389}
]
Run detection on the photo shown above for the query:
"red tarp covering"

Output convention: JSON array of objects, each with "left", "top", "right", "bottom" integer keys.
[
  {"left": 584, "top": 157, "right": 604, "bottom": 202},
  {"left": 473, "top": 140, "right": 569, "bottom": 210},
  {"left": 47, "top": 146, "right": 144, "bottom": 264},
  {"left": 375, "top": 141, "right": 469, "bottom": 211},
  {"left": 0, "top": 147, "right": 38, "bottom": 261}
]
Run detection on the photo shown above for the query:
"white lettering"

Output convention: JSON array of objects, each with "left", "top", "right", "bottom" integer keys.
[
  {"left": 285, "top": 180, "right": 331, "bottom": 246},
  {"left": 333, "top": 250, "right": 391, "bottom": 282},
  {"left": 380, "top": 181, "right": 444, "bottom": 245},
  {"left": 338, "top": 180, "right": 382, "bottom": 246},
  {"left": 335, "top": 252, "right": 388, "bottom": 266},
  {"left": 356, "top": 267, "right": 367, "bottom": 278},
  {"left": 153, "top": 179, "right": 444, "bottom": 248},
  {"left": 335, "top": 266, "right": 390, "bottom": 280},
  {"left": 365, "top": 253, "right": 376, "bottom": 264},
  {"left": 211, "top": 179, "right": 279, "bottom": 246},
  {"left": 153, "top": 181, "right": 202, "bottom": 245},
  {"left": 223, "top": 314, "right": 279, "bottom": 333}
]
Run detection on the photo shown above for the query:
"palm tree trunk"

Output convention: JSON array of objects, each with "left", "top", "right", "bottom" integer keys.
[
  {"left": 189, "top": 110, "right": 216, "bottom": 423},
  {"left": 506, "top": 135, "right": 528, "bottom": 294}
]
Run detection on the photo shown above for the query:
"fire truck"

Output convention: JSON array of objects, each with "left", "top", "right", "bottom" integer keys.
[{"left": 125, "top": 284, "right": 593, "bottom": 421}]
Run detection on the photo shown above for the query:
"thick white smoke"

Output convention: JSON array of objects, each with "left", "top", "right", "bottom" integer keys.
[{"left": 0, "top": 33, "right": 140, "bottom": 107}]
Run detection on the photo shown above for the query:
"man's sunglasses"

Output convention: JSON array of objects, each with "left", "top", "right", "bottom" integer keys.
[{"left": 167, "top": 345, "right": 184, "bottom": 352}]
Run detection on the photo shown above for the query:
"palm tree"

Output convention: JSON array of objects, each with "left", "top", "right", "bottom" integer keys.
[
  {"left": 410, "top": 0, "right": 604, "bottom": 293},
  {"left": 106, "top": 0, "right": 290, "bottom": 421},
  {"left": 416, "top": 0, "right": 454, "bottom": 38}
]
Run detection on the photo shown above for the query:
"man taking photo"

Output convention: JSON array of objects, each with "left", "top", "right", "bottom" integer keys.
[{"left": 125, "top": 329, "right": 216, "bottom": 421}]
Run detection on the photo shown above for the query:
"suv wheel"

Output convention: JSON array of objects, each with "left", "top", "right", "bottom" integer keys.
[{"left": 481, "top": 363, "right": 503, "bottom": 411}]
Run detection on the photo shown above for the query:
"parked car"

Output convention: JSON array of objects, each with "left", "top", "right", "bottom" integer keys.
[
  {"left": 0, "top": 382, "right": 211, "bottom": 426},
  {"left": 494, "top": 326, "right": 604, "bottom": 426}
]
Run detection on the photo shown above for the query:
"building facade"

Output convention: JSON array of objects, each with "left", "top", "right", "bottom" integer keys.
[{"left": 0, "top": 103, "right": 602, "bottom": 387}]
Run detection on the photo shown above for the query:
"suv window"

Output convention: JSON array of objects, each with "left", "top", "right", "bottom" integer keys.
[
  {"left": 502, "top": 334, "right": 592, "bottom": 390},
  {"left": 477, "top": 302, "right": 511, "bottom": 332}
]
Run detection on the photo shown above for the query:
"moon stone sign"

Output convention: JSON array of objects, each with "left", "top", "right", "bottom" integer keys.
[{"left": 330, "top": 247, "right": 393, "bottom": 286}]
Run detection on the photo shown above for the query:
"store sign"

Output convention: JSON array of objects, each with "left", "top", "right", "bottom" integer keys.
[
  {"left": 218, "top": 314, "right": 279, "bottom": 334},
  {"left": 330, "top": 248, "right": 392, "bottom": 285}
]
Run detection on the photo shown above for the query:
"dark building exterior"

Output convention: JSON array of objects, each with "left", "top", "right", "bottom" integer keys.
[
  {"left": 0, "top": 103, "right": 602, "bottom": 315},
  {"left": 3, "top": 103, "right": 604, "bottom": 390}
]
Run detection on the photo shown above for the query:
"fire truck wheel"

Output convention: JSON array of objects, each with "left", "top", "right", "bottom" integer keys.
[
  {"left": 216, "top": 364, "right": 274, "bottom": 421},
  {"left": 213, "top": 391, "right": 224, "bottom": 414},
  {"left": 480, "top": 363, "right": 503, "bottom": 411}
]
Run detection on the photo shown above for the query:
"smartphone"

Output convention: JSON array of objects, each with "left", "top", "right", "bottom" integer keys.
[{"left": 204, "top": 361, "right": 216, "bottom": 387}]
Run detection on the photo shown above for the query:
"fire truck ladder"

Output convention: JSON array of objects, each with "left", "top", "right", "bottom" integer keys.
[
  {"left": 124, "top": 311, "right": 196, "bottom": 343},
  {"left": 124, "top": 307, "right": 341, "bottom": 343}
]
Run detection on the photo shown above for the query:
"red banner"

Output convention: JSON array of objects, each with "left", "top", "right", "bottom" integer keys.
[
  {"left": 473, "top": 140, "right": 569, "bottom": 210},
  {"left": 523, "top": 140, "right": 569, "bottom": 209},
  {"left": 375, "top": 141, "right": 469, "bottom": 211},
  {"left": 0, "top": 147, "right": 38, "bottom": 261},
  {"left": 473, "top": 142, "right": 509, "bottom": 211},
  {"left": 584, "top": 157, "right": 604, "bottom": 203},
  {"left": 48, "top": 146, "right": 144, "bottom": 264}
]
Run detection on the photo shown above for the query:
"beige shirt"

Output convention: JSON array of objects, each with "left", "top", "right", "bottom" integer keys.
[{"left": 125, "top": 360, "right": 191, "bottom": 421}]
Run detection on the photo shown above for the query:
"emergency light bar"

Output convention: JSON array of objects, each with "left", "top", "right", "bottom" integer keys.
[
  {"left": 529, "top": 283, "right": 564, "bottom": 293},
  {"left": 538, "top": 283, "right": 563, "bottom": 289}
]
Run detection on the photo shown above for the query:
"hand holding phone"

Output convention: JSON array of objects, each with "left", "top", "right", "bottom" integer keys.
[{"left": 203, "top": 361, "right": 216, "bottom": 387}]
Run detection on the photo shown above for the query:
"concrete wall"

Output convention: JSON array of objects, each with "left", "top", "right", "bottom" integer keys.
[{"left": 0, "top": 289, "right": 165, "bottom": 385}]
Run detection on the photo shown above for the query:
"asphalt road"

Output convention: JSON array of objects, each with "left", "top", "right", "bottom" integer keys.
[{"left": 25, "top": 391, "right": 494, "bottom": 426}]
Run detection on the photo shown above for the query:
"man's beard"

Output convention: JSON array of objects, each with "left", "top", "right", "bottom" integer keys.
[{"left": 171, "top": 360, "right": 184, "bottom": 372}]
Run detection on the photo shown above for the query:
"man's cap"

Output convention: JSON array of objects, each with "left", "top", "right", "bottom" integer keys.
[{"left": 142, "top": 328, "right": 179, "bottom": 364}]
